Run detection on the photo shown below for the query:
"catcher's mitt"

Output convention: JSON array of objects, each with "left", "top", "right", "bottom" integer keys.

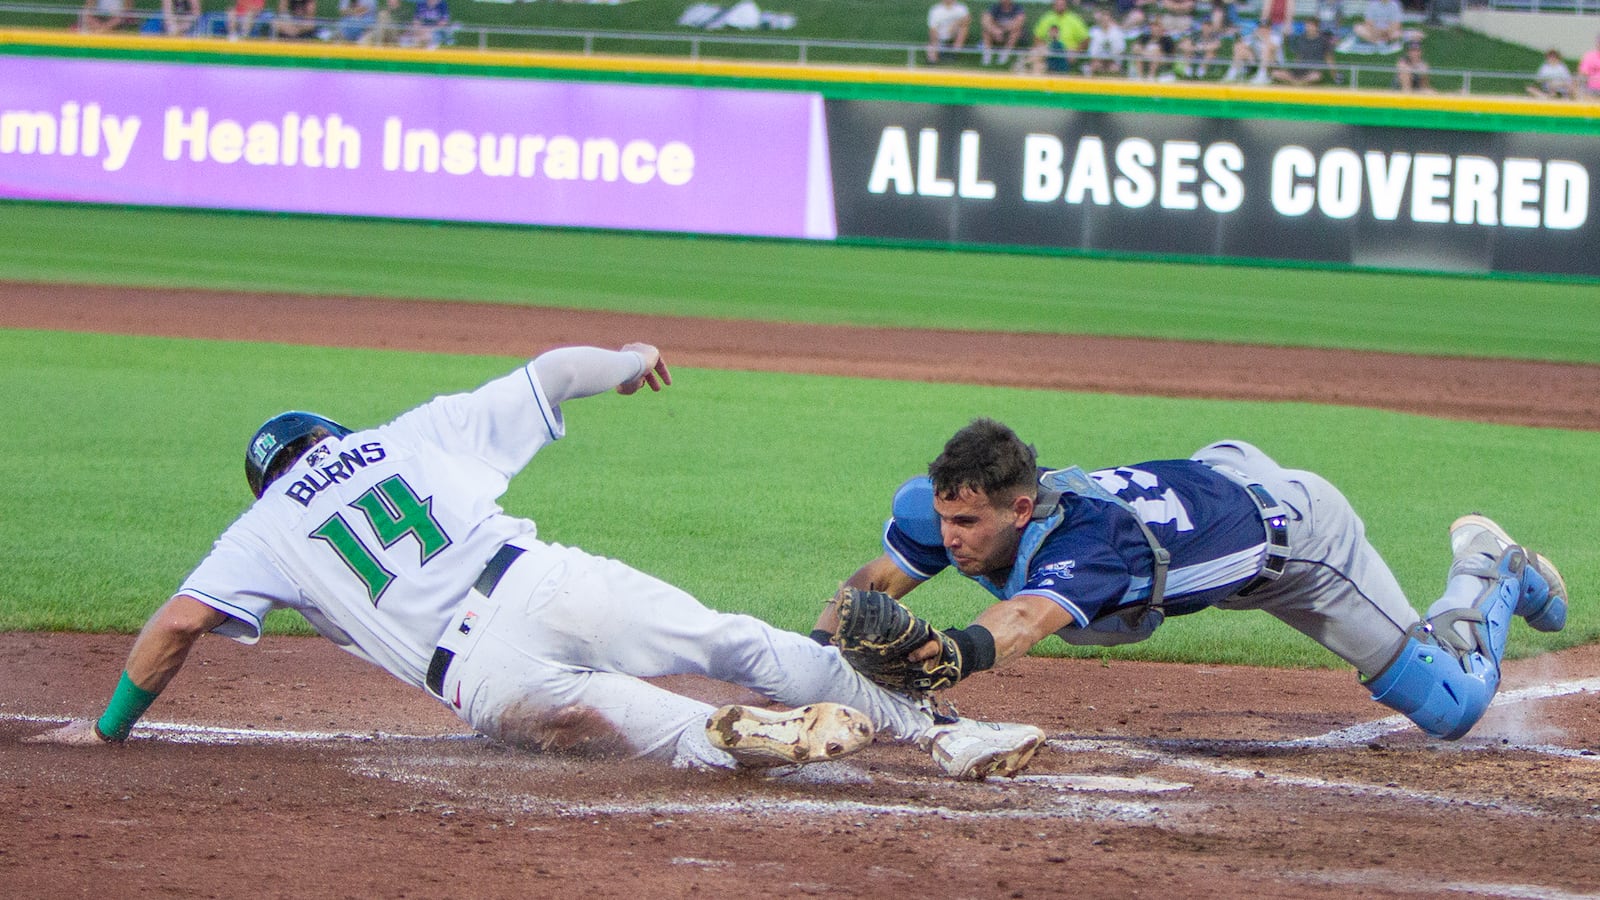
[{"left": 831, "top": 587, "right": 963, "bottom": 694}]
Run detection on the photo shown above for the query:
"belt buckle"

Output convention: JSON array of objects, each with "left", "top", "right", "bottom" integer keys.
[{"left": 1267, "top": 514, "right": 1289, "bottom": 546}]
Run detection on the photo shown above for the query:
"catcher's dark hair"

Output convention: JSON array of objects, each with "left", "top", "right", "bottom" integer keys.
[{"left": 928, "top": 418, "right": 1037, "bottom": 503}]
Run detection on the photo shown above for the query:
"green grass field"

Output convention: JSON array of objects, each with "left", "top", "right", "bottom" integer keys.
[
  {"left": 1, "top": 203, "right": 1595, "bottom": 670},
  {"left": 4, "top": 204, "right": 1598, "bottom": 363}
]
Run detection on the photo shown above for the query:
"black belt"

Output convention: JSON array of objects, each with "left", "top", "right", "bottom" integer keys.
[
  {"left": 426, "top": 544, "right": 524, "bottom": 697},
  {"left": 1234, "top": 484, "right": 1291, "bottom": 598}
]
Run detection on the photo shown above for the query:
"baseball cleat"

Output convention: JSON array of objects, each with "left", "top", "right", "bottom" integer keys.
[
  {"left": 1450, "top": 514, "right": 1567, "bottom": 632},
  {"left": 921, "top": 718, "right": 1046, "bottom": 781},
  {"left": 706, "top": 702, "right": 875, "bottom": 768}
]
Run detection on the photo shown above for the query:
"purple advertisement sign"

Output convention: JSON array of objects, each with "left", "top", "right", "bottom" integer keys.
[{"left": 0, "top": 57, "right": 837, "bottom": 239}]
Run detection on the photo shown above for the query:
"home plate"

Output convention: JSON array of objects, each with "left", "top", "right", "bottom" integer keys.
[{"left": 1014, "top": 774, "right": 1192, "bottom": 793}]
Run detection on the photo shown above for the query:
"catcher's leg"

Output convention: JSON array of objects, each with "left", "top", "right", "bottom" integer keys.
[
  {"left": 1369, "top": 516, "right": 1565, "bottom": 740},
  {"left": 1205, "top": 447, "right": 1422, "bottom": 677}
]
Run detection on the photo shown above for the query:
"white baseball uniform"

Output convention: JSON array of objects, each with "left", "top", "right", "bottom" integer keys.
[
  {"left": 178, "top": 347, "right": 932, "bottom": 768},
  {"left": 929, "top": 0, "right": 971, "bottom": 41}
]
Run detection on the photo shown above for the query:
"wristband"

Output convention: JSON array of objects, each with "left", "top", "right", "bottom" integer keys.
[
  {"left": 95, "top": 671, "right": 159, "bottom": 742},
  {"left": 947, "top": 625, "right": 997, "bottom": 679},
  {"left": 809, "top": 629, "right": 835, "bottom": 647}
]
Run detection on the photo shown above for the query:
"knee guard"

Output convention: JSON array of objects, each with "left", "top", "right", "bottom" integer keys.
[{"left": 1364, "top": 635, "right": 1499, "bottom": 740}]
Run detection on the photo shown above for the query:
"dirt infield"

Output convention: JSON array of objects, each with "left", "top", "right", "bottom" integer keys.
[{"left": 3, "top": 281, "right": 1598, "bottom": 899}]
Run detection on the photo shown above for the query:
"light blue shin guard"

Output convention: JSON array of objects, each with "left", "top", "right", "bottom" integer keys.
[
  {"left": 1365, "top": 636, "right": 1499, "bottom": 740},
  {"left": 1514, "top": 563, "right": 1562, "bottom": 632},
  {"left": 1367, "top": 548, "right": 1527, "bottom": 740}
]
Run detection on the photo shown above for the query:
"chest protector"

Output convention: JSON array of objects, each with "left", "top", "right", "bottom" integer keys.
[
  {"left": 895, "top": 468, "right": 1172, "bottom": 614},
  {"left": 1029, "top": 467, "right": 1173, "bottom": 616}
]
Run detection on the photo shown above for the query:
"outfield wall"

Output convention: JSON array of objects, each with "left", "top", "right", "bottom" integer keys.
[{"left": 2, "top": 32, "right": 1597, "bottom": 278}]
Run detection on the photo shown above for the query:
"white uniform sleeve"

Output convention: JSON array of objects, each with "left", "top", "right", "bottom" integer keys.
[
  {"left": 531, "top": 346, "right": 648, "bottom": 405},
  {"left": 384, "top": 358, "right": 555, "bottom": 481},
  {"left": 388, "top": 347, "right": 646, "bottom": 481},
  {"left": 178, "top": 533, "right": 301, "bottom": 644}
]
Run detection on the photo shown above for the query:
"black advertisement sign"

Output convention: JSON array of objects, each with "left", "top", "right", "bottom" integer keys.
[{"left": 825, "top": 100, "right": 1599, "bottom": 277}]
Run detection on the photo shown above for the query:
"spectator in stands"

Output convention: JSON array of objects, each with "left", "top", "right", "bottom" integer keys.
[
  {"left": 1026, "top": 0, "right": 1088, "bottom": 73},
  {"left": 1261, "top": 0, "right": 1292, "bottom": 33},
  {"left": 1273, "top": 18, "right": 1336, "bottom": 85},
  {"left": 226, "top": 0, "right": 265, "bottom": 38},
  {"left": 980, "top": 0, "right": 1028, "bottom": 66},
  {"left": 1526, "top": 48, "right": 1574, "bottom": 99},
  {"left": 926, "top": 0, "right": 972, "bottom": 63},
  {"left": 1222, "top": 20, "right": 1281, "bottom": 84},
  {"left": 337, "top": 0, "right": 394, "bottom": 42},
  {"left": 1580, "top": 33, "right": 1600, "bottom": 99},
  {"left": 1156, "top": 0, "right": 1201, "bottom": 76},
  {"left": 1394, "top": 38, "right": 1432, "bottom": 92},
  {"left": 1028, "top": 23, "right": 1075, "bottom": 74},
  {"left": 78, "top": 0, "right": 133, "bottom": 32},
  {"left": 1316, "top": 0, "right": 1344, "bottom": 36},
  {"left": 401, "top": 0, "right": 451, "bottom": 48},
  {"left": 1157, "top": 0, "right": 1196, "bottom": 37},
  {"left": 1132, "top": 18, "right": 1178, "bottom": 80},
  {"left": 1182, "top": 14, "right": 1226, "bottom": 77},
  {"left": 1210, "top": 0, "right": 1240, "bottom": 37},
  {"left": 160, "top": 0, "right": 202, "bottom": 35},
  {"left": 1085, "top": 5, "right": 1128, "bottom": 75},
  {"left": 1353, "top": 0, "right": 1403, "bottom": 51},
  {"left": 272, "top": 0, "right": 318, "bottom": 38}
]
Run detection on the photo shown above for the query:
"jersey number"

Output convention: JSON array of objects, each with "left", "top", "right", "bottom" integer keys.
[{"left": 310, "top": 475, "right": 452, "bottom": 604}]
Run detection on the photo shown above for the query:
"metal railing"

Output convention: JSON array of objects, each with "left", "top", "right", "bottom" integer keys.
[
  {"left": 1474, "top": 0, "right": 1598, "bottom": 12},
  {"left": 0, "top": 3, "right": 1581, "bottom": 97}
]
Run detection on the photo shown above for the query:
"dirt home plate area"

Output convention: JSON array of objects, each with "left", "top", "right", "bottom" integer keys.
[{"left": 3, "top": 282, "right": 1598, "bottom": 898}]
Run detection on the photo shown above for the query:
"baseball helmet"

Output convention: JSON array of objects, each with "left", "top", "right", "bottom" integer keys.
[{"left": 245, "top": 411, "right": 352, "bottom": 498}]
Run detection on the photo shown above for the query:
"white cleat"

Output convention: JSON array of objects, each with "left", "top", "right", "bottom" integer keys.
[
  {"left": 1450, "top": 513, "right": 1567, "bottom": 632},
  {"left": 921, "top": 719, "right": 1046, "bottom": 780},
  {"left": 706, "top": 703, "right": 875, "bottom": 768}
]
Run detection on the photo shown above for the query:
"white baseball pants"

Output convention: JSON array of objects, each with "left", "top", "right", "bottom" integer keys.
[{"left": 431, "top": 540, "right": 934, "bottom": 768}]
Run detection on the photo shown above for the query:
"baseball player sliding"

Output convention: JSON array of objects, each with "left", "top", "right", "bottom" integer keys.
[
  {"left": 30, "top": 345, "right": 1045, "bottom": 779},
  {"left": 818, "top": 418, "right": 1568, "bottom": 742}
]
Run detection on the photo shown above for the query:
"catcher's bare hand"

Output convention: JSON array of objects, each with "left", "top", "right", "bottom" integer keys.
[
  {"left": 24, "top": 718, "right": 111, "bottom": 746},
  {"left": 618, "top": 342, "right": 671, "bottom": 395},
  {"left": 907, "top": 638, "right": 944, "bottom": 663}
]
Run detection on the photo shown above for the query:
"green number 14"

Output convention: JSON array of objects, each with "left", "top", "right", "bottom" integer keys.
[{"left": 310, "top": 475, "right": 452, "bottom": 604}]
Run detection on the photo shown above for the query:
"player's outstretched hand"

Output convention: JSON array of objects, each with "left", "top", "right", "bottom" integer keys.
[
  {"left": 24, "top": 718, "right": 110, "bottom": 746},
  {"left": 618, "top": 342, "right": 671, "bottom": 395}
]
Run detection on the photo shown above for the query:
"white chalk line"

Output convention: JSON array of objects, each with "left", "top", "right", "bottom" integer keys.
[
  {"left": 7, "top": 674, "right": 1594, "bottom": 823},
  {"left": 339, "top": 755, "right": 1170, "bottom": 823},
  {"left": 1049, "top": 735, "right": 1584, "bottom": 818},
  {"left": 2, "top": 712, "right": 480, "bottom": 745},
  {"left": 11, "top": 674, "right": 1594, "bottom": 755},
  {"left": 1042, "top": 675, "right": 1600, "bottom": 820},
  {"left": 1281, "top": 867, "right": 1600, "bottom": 900},
  {"left": 1289, "top": 676, "right": 1600, "bottom": 748}
]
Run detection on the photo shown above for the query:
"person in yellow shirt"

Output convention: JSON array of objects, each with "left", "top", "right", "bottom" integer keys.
[{"left": 1025, "top": 0, "right": 1089, "bottom": 73}]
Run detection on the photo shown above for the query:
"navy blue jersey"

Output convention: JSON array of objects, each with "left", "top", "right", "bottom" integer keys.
[{"left": 884, "top": 459, "right": 1269, "bottom": 626}]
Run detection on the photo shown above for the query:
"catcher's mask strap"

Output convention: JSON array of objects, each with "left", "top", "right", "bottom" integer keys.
[{"left": 1031, "top": 487, "right": 1063, "bottom": 521}]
